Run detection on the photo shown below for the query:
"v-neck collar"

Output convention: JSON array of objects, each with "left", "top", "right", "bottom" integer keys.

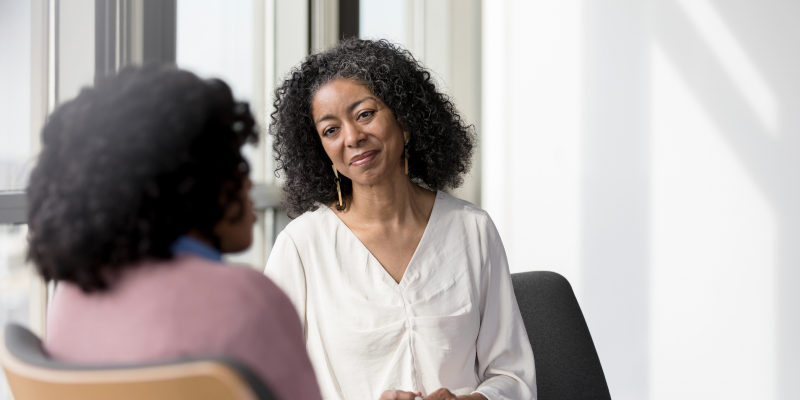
[{"left": 323, "top": 190, "right": 444, "bottom": 289}]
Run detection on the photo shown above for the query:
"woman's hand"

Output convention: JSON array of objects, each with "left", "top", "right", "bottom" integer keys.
[
  {"left": 380, "top": 389, "right": 423, "bottom": 400},
  {"left": 423, "top": 388, "right": 457, "bottom": 400},
  {"left": 423, "top": 388, "right": 487, "bottom": 400}
]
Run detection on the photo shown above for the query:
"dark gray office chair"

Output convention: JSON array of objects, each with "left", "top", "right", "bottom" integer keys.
[
  {"left": 1, "top": 323, "right": 277, "bottom": 400},
  {"left": 511, "top": 271, "right": 611, "bottom": 400}
]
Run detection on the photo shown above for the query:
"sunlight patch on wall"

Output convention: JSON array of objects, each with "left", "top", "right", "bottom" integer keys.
[
  {"left": 675, "top": 0, "right": 778, "bottom": 135},
  {"left": 480, "top": 0, "right": 509, "bottom": 239},
  {"left": 649, "top": 42, "right": 777, "bottom": 400}
]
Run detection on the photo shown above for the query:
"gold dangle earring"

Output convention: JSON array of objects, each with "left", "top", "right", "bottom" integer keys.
[
  {"left": 403, "top": 131, "right": 410, "bottom": 175},
  {"left": 332, "top": 164, "right": 344, "bottom": 208}
]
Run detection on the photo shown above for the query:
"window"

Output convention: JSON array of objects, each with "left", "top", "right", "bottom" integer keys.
[
  {"left": 0, "top": 0, "right": 47, "bottom": 396},
  {"left": 174, "top": 0, "right": 307, "bottom": 268}
]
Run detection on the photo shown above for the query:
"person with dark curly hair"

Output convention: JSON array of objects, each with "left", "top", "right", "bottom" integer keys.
[
  {"left": 28, "top": 65, "right": 322, "bottom": 400},
  {"left": 264, "top": 39, "right": 535, "bottom": 400}
]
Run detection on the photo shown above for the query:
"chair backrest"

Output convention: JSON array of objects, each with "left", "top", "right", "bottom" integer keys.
[
  {"left": 0, "top": 323, "right": 277, "bottom": 400},
  {"left": 511, "top": 271, "right": 611, "bottom": 400}
]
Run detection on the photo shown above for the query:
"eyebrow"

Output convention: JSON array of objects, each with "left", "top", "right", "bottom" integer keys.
[{"left": 315, "top": 96, "right": 377, "bottom": 124}]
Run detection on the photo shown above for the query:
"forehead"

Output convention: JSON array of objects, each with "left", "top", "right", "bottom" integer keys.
[{"left": 311, "top": 79, "right": 376, "bottom": 114}]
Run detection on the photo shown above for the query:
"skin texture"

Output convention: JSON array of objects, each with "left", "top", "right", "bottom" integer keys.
[{"left": 312, "top": 79, "right": 486, "bottom": 400}]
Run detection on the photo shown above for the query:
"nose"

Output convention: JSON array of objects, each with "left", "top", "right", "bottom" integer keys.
[{"left": 342, "top": 122, "right": 367, "bottom": 148}]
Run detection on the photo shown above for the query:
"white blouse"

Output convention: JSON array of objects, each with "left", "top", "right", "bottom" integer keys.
[{"left": 264, "top": 191, "right": 536, "bottom": 400}]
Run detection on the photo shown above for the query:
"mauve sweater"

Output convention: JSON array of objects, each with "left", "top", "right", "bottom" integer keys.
[{"left": 45, "top": 254, "right": 322, "bottom": 400}]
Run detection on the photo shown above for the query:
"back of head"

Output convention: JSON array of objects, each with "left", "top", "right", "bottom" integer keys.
[{"left": 26, "top": 65, "right": 258, "bottom": 292}]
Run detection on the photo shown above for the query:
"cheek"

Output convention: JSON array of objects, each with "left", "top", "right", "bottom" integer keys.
[
  {"left": 376, "top": 121, "right": 404, "bottom": 151},
  {"left": 239, "top": 201, "right": 256, "bottom": 233},
  {"left": 321, "top": 140, "right": 342, "bottom": 161},
  {"left": 222, "top": 216, "right": 255, "bottom": 252}
]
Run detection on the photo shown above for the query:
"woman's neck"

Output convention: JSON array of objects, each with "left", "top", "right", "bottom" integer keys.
[{"left": 345, "top": 170, "right": 433, "bottom": 227}]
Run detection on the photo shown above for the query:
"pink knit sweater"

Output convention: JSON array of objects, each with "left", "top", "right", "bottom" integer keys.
[{"left": 45, "top": 254, "right": 322, "bottom": 400}]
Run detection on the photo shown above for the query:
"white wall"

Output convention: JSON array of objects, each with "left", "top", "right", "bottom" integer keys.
[{"left": 483, "top": 0, "right": 800, "bottom": 399}]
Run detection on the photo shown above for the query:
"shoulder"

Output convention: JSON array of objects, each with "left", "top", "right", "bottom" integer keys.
[
  {"left": 434, "top": 191, "right": 495, "bottom": 230},
  {"left": 229, "top": 267, "right": 297, "bottom": 319},
  {"left": 186, "top": 259, "right": 299, "bottom": 325},
  {"left": 174, "top": 260, "right": 306, "bottom": 372},
  {"left": 430, "top": 191, "right": 504, "bottom": 255},
  {"left": 278, "top": 205, "right": 336, "bottom": 243},
  {"left": 166, "top": 256, "right": 286, "bottom": 304},
  {"left": 218, "top": 262, "right": 289, "bottom": 302}
]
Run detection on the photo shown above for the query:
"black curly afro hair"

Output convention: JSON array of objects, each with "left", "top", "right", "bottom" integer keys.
[
  {"left": 26, "top": 64, "right": 258, "bottom": 292},
  {"left": 270, "top": 38, "right": 475, "bottom": 216}
]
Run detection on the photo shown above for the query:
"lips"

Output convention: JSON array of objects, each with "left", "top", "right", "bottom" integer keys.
[{"left": 349, "top": 150, "right": 379, "bottom": 167}]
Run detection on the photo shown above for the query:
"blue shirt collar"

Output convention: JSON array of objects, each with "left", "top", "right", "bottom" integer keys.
[{"left": 170, "top": 235, "right": 223, "bottom": 262}]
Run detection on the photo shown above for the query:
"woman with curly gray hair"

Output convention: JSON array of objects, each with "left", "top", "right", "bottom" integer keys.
[{"left": 265, "top": 39, "right": 535, "bottom": 400}]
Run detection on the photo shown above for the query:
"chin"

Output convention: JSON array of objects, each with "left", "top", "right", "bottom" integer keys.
[{"left": 349, "top": 167, "right": 390, "bottom": 186}]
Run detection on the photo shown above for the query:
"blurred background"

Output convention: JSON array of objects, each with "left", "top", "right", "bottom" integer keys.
[{"left": 1, "top": 0, "right": 798, "bottom": 399}]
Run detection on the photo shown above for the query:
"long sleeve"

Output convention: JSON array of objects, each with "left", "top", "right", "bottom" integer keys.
[
  {"left": 264, "top": 231, "right": 308, "bottom": 337},
  {"left": 473, "top": 216, "right": 537, "bottom": 400}
]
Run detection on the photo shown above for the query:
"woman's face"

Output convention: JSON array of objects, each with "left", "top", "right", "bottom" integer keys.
[
  {"left": 311, "top": 79, "right": 405, "bottom": 186},
  {"left": 213, "top": 178, "right": 256, "bottom": 253}
]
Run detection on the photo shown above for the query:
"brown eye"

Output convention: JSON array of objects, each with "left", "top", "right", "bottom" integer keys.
[{"left": 357, "top": 111, "right": 374, "bottom": 120}]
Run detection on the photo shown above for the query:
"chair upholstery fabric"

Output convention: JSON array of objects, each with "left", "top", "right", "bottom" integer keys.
[
  {"left": 511, "top": 271, "right": 611, "bottom": 400},
  {"left": 2, "top": 323, "right": 277, "bottom": 400}
]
